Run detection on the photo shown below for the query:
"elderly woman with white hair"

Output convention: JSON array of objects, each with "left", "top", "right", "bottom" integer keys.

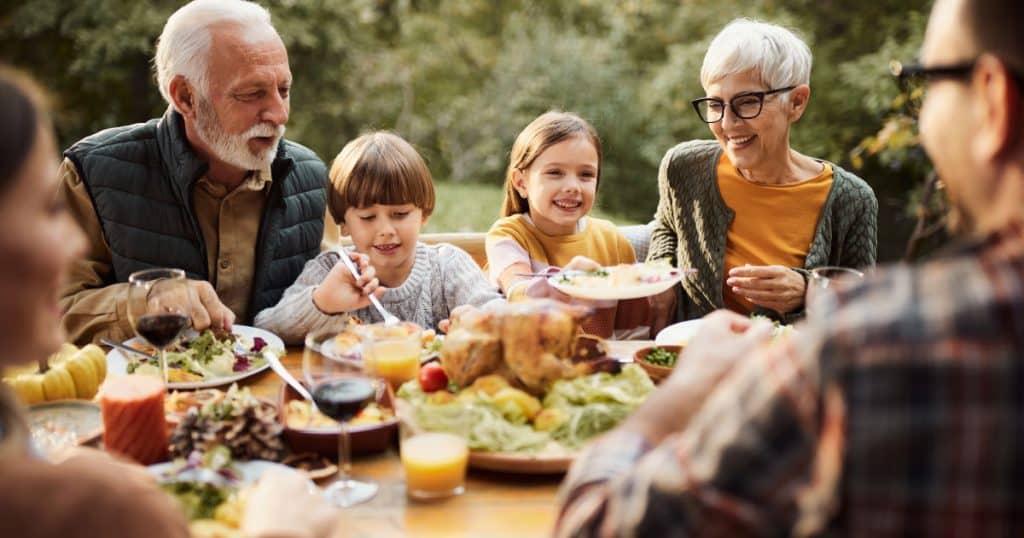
[{"left": 647, "top": 19, "right": 877, "bottom": 325}]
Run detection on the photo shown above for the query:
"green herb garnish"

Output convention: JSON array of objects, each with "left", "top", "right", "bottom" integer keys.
[{"left": 643, "top": 347, "right": 678, "bottom": 367}]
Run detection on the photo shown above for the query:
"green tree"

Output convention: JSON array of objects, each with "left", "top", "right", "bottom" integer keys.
[{"left": 2, "top": 0, "right": 937, "bottom": 259}]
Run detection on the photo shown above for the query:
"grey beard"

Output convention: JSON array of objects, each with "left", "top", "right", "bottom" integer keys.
[{"left": 194, "top": 98, "right": 283, "bottom": 172}]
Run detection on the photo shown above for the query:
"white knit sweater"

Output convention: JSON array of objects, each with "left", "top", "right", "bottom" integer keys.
[{"left": 254, "top": 243, "right": 504, "bottom": 344}]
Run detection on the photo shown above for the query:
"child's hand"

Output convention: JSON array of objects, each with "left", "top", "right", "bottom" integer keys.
[
  {"left": 312, "top": 251, "right": 385, "bottom": 315},
  {"left": 439, "top": 304, "right": 477, "bottom": 333},
  {"left": 562, "top": 255, "right": 602, "bottom": 273}
]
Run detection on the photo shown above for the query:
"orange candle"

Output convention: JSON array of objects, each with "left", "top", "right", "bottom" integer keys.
[{"left": 99, "top": 375, "right": 168, "bottom": 465}]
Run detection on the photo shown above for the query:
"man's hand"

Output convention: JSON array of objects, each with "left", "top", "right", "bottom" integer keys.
[
  {"left": 148, "top": 279, "right": 235, "bottom": 332},
  {"left": 726, "top": 265, "right": 806, "bottom": 314},
  {"left": 312, "top": 251, "right": 384, "bottom": 315},
  {"left": 662, "top": 310, "right": 773, "bottom": 391},
  {"left": 621, "top": 310, "right": 773, "bottom": 443}
]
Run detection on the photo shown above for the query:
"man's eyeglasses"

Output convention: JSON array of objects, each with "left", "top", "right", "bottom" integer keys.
[
  {"left": 691, "top": 86, "right": 796, "bottom": 123},
  {"left": 891, "top": 59, "right": 1024, "bottom": 115},
  {"left": 890, "top": 60, "right": 975, "bottom": 115}
]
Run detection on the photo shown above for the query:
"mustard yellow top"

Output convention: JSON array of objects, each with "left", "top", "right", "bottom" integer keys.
[
  {"left": 718, "top": 153, "right": 834, "bottom": 313},
  {"left": 485, "top": 214, "right": 636, "bottom": 289}
]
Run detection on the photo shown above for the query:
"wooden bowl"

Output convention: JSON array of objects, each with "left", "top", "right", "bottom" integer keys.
[
  {"left": 279, "top": 383, "right": 398, "bottom": 457},
  {"left": 633, "top": 345, "right": 683, "bottom": 383}
]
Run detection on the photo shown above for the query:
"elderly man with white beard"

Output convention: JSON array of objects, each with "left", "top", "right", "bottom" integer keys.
[{"left": 58, "top": 0, "right": 329, "bottom": 344}]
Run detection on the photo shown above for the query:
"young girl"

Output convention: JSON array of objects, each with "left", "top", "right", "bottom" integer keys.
[
  {"left": 256, "top": 131, "right": 503, "bottom": 344},
  {"left": 486, "top": 111, "right": 647, "bottom": 338}
]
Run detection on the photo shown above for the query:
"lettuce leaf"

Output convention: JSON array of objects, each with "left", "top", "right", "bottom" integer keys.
[
  {"left": 542, "top": 364, "right": 654, "bottom": 448},
  {"left": 400, "top": 382, "right": 548, "bottom": 452},
  {"left": 542, "top": 363, "right": 654, "bottom": 409},
  {"left": 397, "top": 364, "right": 655, "bottom": 452}
]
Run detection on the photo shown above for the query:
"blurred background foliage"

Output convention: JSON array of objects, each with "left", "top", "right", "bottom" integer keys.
[{"left": 1, "top": 0, "right": 937, "bottom": 260}]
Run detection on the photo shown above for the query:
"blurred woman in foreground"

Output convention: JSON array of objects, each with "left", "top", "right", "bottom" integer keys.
[{"left": 0, "top": 67, "right": 333, "bottom": 538}]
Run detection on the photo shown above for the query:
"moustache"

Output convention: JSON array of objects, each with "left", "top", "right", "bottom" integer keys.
[{"left": 244, "top": 122, "right": 286, "bottom": 139}]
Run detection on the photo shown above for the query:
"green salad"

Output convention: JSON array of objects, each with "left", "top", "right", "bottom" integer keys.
[
  {"left": 128, "top": 330, "right": 277, "bottom": 382},
  {"left": 158, "top": 447, "right": 240, "bottom": 520},
  {"left": 398, "top": 364, "right": 655, "bottom": 452},
  {"left": 642, "top": 347, "right": 678, "bottom": 367}
]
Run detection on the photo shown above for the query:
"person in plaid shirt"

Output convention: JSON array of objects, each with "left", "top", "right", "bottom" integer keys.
[{"left": 555, "top": 0, "right": 1024, "bottom": 535}]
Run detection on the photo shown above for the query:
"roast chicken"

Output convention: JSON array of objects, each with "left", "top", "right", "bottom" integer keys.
[{"left": 439, "top": 299, "right": 615, "bottom": 394}]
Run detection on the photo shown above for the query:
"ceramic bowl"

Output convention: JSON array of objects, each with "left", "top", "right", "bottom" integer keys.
[
  {"left": 278, "top": 383, "right": 398, "bottom": 457},
  {"left": 633, "top": 345, "right": 684, "bottom": 383}
]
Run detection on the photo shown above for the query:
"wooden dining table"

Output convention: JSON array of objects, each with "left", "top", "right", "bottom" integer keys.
[{"left": 239, "top": 339, "right": 652, "bottom": 538}]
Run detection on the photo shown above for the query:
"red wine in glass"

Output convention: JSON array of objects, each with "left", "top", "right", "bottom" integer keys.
[
  {"left": 135, "top": 313, "right": 190, "bottom": 349},
  {"left": 312, "top": 378, "right": 376, "bottom": 422}
]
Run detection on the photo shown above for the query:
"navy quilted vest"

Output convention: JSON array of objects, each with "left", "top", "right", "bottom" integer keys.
[{"left": 64, "top": 109, "right": 327, "bottom": 321}]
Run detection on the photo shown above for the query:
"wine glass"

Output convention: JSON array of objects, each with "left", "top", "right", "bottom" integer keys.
[
  {"left": 805, "top": 266, "right": 865, "bottom": 319},
  {"left": 303, "top": 330, "right": 381, "bottom": 507},
  {"left": 127, "top": 268, "right": 191, "bottom": 387}
]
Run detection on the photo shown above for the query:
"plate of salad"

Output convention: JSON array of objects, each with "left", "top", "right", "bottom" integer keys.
[
  {"left": 150, "top": 446, "right": 311, "bottom": 536},
  {"left": 397, "top": 363, "right": 655, "bottom": 474},
  {"left": 106, "top": 325, "right": 284, "bottom": 390},
  {"left": 548, "top": 261, "right": 688, "bottom": 301}
]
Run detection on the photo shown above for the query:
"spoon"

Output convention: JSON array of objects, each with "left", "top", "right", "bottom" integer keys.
[{"left": 336, "top": 248, "right": 400, "bottom": 326}]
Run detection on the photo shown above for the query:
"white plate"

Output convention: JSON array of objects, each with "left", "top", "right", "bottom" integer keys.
[
  {"left": 654, "top": 319, "right": 703, "bottom": 347},
  {"left": 548, "top": 269, "right": 684, "bottom": 301},
  {"left": 148, "top": 459, "right": 308, "bottom": 487},
  {"left": 106, "top": 325, "right": 283, "bottom": 390}
]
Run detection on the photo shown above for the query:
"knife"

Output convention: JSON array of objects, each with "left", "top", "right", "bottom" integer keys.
[{"left": 100, "top": 338, "right": 158, "bottom": 362}]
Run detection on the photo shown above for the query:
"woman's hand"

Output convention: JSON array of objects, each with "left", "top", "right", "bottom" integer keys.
[
  {"left": 242, "top": 468, "right": 336, "bottom": 538},
  {"left": 726, "top": 265, "right": 806, "bottom": 314},
  {"left": 55, "top": 447, "right": 156, "bottom": 485},
  {"left": 312, "top": 252, "right": 384, "bottom": 315}
]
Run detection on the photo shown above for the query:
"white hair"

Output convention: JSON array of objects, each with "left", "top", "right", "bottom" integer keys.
[
  {"left": 154, "top": 0, "right": 278, "bottom": 108},
  {"left": 700, "top": 19, "right": 812, "bottom": 92}
]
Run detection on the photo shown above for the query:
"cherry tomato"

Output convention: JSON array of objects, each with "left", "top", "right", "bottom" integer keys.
[{"left": 418, "top": 363, "right": 449, "bottom": 393}]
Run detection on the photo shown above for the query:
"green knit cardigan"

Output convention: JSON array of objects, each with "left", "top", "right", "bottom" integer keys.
[{"left": 646, "top": 140, "right": 878, "bottom": 323}]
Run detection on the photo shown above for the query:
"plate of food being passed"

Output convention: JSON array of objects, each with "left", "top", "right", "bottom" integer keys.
[
  {"left": 106, "top": 325, "right": 285, "bottom": 390},
  {"left": 548, "top": 261, "right": 688, "bottom": 301}
]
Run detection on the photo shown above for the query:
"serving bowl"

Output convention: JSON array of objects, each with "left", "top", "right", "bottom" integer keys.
[
  {"left": 278, "top": 383, "right": 398, "bottom": 457},
  {"left": 633, "top": 345, "right": 683, "bottom": 384}
]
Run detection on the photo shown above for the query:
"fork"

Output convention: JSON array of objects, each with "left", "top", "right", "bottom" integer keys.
[
  {"left": 514, "top": 271, "right": 572, "bottom": 278},
  {"left": 336, "top": 248, "right": 401, "bottom": 326}
]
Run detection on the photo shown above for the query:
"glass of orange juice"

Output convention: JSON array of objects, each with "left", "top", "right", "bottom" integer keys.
[
  {"left": 358, "top": 322, "right": 423, "bottom": 390},
  {"left": 400, "top": 428, "right": 469, "bottom": 500}
]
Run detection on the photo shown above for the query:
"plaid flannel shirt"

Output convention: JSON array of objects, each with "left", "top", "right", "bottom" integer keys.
[{"left": 555, "top": 221, "right": 1024, "bottom": 537}]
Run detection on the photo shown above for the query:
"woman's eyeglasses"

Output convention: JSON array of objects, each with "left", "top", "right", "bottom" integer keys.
[{"left": 691, "top": 86, "right": 796, "bottom": 123}]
